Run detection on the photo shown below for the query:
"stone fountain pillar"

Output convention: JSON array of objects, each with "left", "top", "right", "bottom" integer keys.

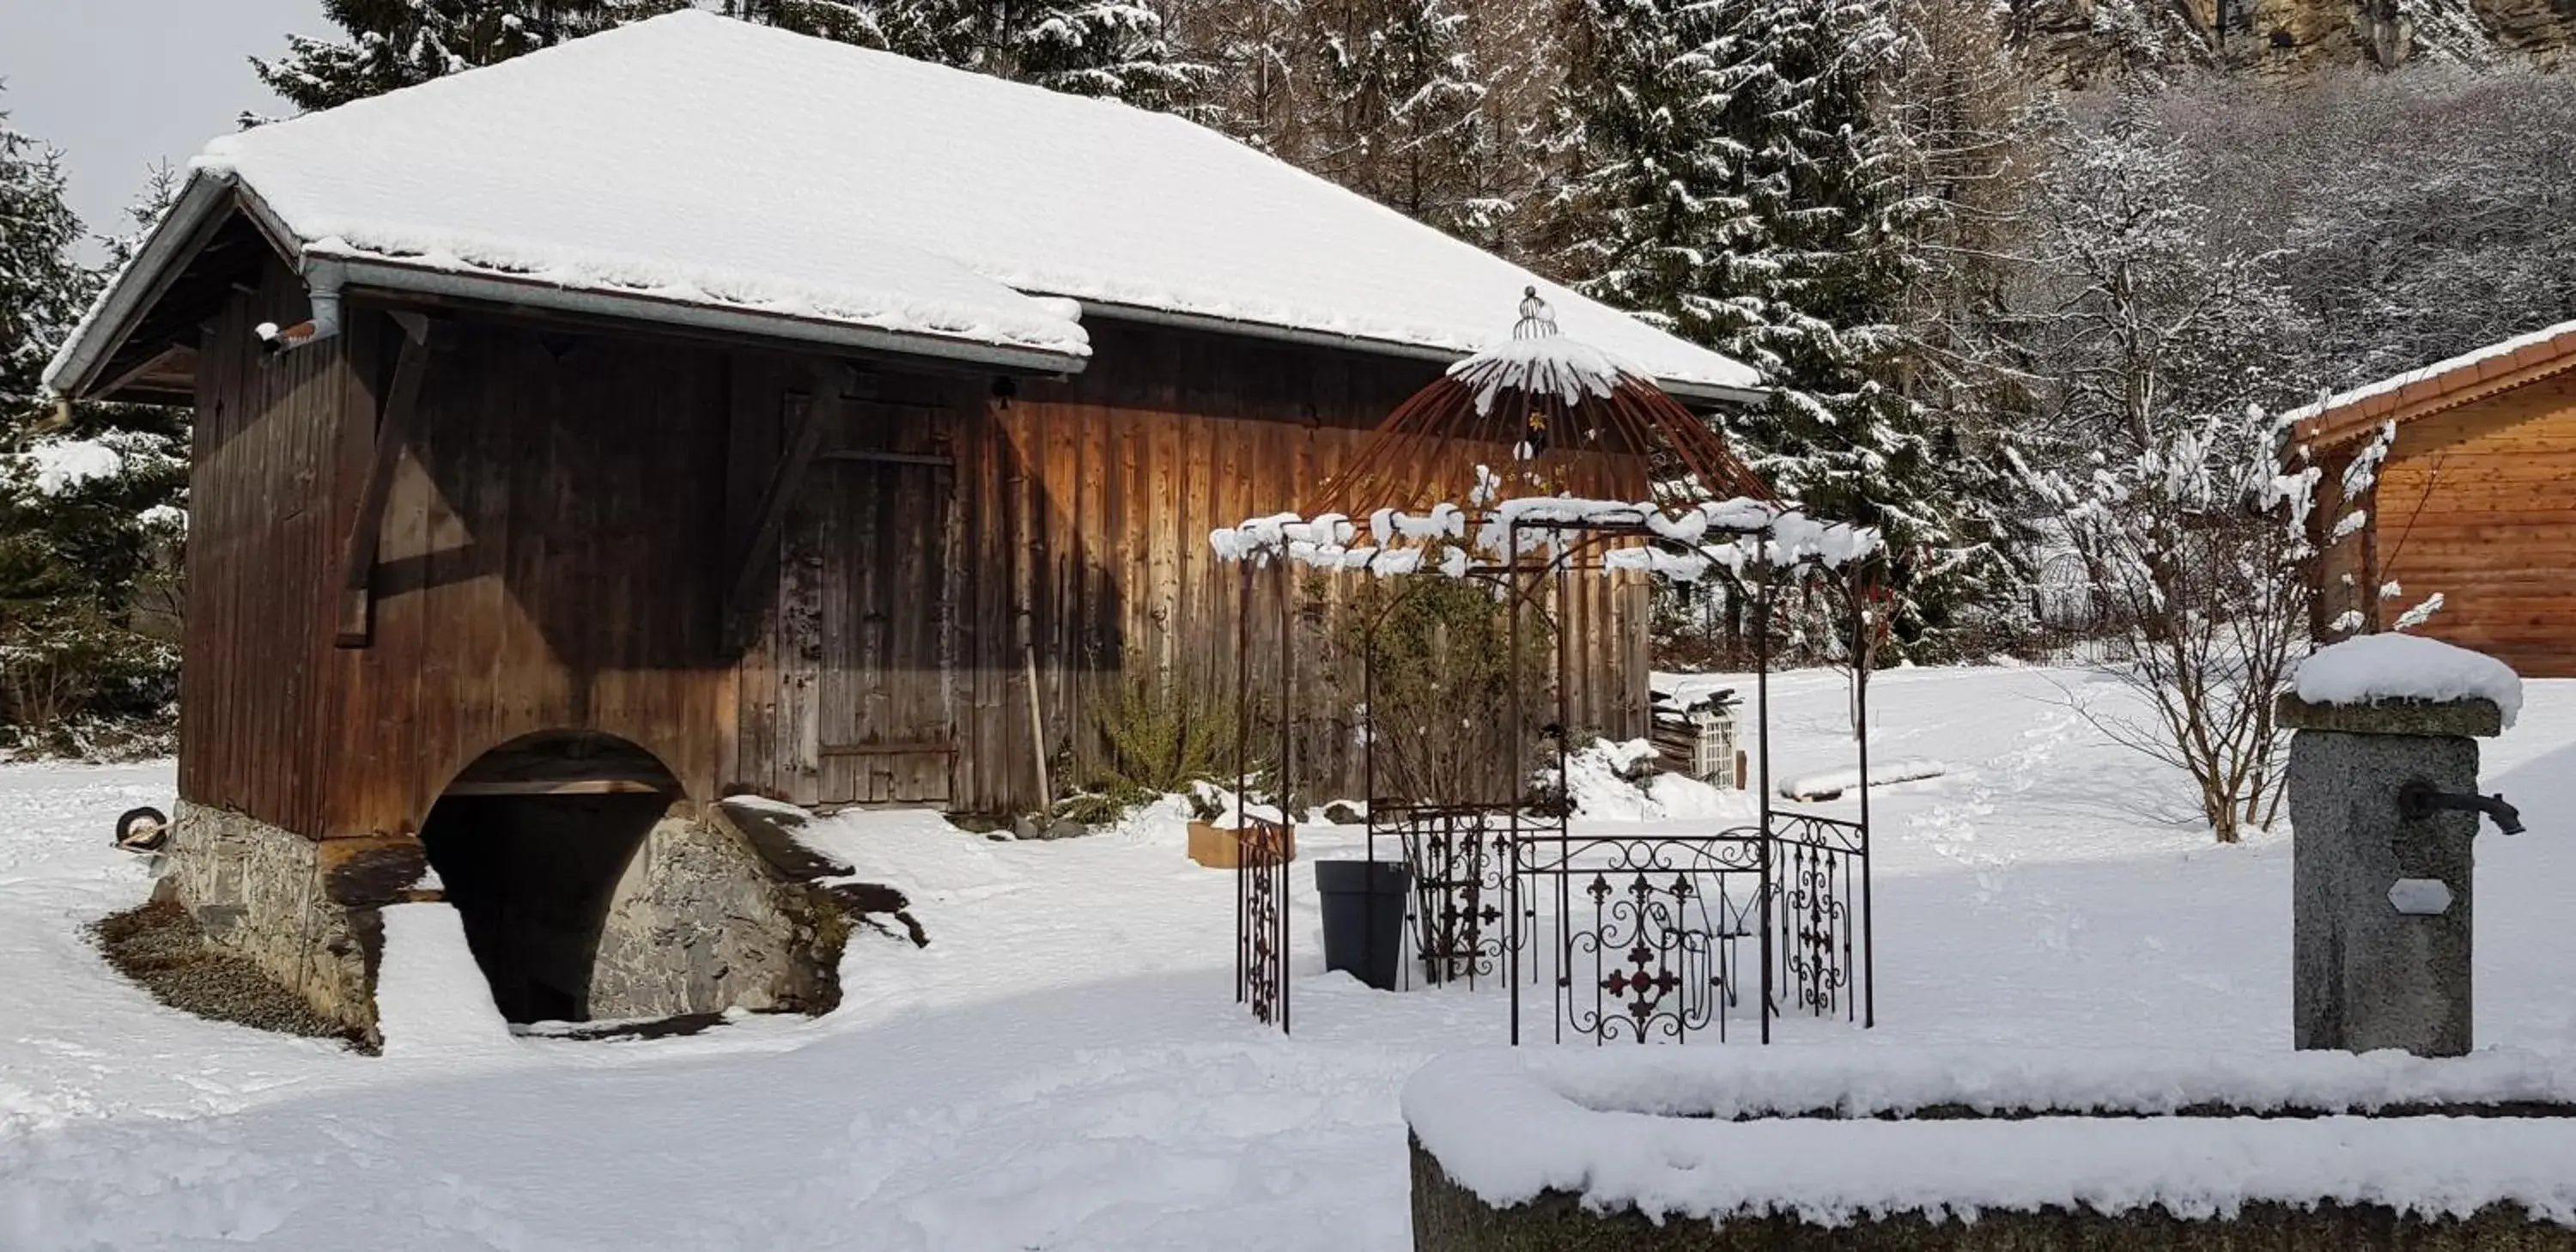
[{"left": 2280, "top": 691, "right": 2512, "bottom": 1058}]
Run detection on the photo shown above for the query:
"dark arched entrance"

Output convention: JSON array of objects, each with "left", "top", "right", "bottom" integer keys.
[{"left": 420, "top": 732, "right": 683, "bottom": 1023}]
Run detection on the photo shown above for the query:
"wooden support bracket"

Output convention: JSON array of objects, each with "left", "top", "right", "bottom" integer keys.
[
  {"left": 723, "top": 366, "right": 847, "bottom": 652},
  {"left": 335, "top": 315, "right": 436, "bottom": 647}
]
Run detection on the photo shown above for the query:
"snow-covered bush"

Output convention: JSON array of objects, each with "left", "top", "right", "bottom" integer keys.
[{"left": 2013, "top": 117, "right": 2319, "bottom": 843}]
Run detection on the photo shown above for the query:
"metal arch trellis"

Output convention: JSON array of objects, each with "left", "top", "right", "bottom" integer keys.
[{"left": 1226, "top": 507, "right": 1882, "bottom": 1045}]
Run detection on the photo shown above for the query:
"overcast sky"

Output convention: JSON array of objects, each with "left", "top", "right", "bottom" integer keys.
[{"left": 1, "top": 0, "right": 323, "bottom": 252}]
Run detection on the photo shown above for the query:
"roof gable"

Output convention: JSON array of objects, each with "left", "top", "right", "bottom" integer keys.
[{"left": 52, "top": 11, "right": 1758, "bottom": 401}]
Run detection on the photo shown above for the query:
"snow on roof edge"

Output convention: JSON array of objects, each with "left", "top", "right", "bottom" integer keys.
[
  {"left": 2282, "top": 317, "right": 2576, "bottom": 428},
  {"left": 289, "top": 227, "right": 1092, "bottom": 360},
  {"left": 43, "top": 166, "right": 1094, "bottom": 403}
]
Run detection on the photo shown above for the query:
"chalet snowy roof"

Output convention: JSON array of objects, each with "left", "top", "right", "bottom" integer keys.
[
  {"left": 46, "top": 10, "right": 1762, "bottom": 400},
  {"left": 2286, "top": 318, "right": 2576, "bottom": 447}
]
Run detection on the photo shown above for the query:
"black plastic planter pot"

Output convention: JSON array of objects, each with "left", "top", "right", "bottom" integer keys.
[{"left": 1315, "top": 859, "right": 1411, "bottom": 992}]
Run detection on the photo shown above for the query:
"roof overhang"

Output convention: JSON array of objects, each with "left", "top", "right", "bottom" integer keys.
[
  {"left": 41, "top": 170, "right": 242, "bottom": 403},
  {"left": 2289, "top": 323, "right": 2576, "bottom": 450},
  {"left": 1067, "top": 297, "right": 1771, "bottom": 410},
  {"left": 51, "top": 169, "right": 1756, "bottom": 409},
  {"left": 45, "top": 170, "right": 1091, "bottom": 404}
]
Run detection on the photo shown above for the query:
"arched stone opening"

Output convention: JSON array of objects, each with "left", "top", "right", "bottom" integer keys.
[
  {"left": 420, "top": 732, "right": 685, "bottom": 1023},
  {"left": 419, "top": 732, "right": 847, "bottom": 1026}
]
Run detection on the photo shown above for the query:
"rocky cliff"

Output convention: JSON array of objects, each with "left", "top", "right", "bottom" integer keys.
[{"left": 2007, "top": 0, "right": 2575, "bottom": 83}]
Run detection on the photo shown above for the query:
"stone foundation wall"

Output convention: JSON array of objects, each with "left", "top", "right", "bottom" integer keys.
[
  {"left": 587, "top": 811, "right": 841, "bottom": 1018},
  {"left": 166, "top": 804, "right": 424, "bottom": 1041},
  {"left": 161, "top": 797, "right": 907, "bottom": 1044}
]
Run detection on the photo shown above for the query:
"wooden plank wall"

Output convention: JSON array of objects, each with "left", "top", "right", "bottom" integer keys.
[
  {"left": 331, "top": 313, "right": 738, "bottom": 833},
  {"left": 183, "top": 286, "right": 1656, "bottom": 835},
  {"left": 186, "top": 264, "right": 742, "bottom": 839},
  {"left": 987, "top": 319, "right": 1654, "bottom": 815},
  {"left": 2373, "top": 376, "right": 2576, "bottom": 677},
  {"left": 179, "top": 255, "right": 353, "bottom": 835}
]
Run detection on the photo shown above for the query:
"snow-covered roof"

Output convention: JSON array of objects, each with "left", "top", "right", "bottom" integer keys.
[
  {"left": 47, "top": 11, "right": 1760, "bottom": 400},
  {"left": 2286, "top": 318, "right": 2576, "bottom": 446}
]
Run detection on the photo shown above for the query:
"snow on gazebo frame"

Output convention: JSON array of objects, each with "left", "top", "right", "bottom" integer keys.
[{"left": 1212, "top": 295, "right": 1889, "bottom": 1046}]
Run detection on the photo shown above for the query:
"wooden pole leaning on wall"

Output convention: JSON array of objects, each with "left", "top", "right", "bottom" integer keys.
[{"left": 336, "top": 312, "right": 437, "bottom": 648}]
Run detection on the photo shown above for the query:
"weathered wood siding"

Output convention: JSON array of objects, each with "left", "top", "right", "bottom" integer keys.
[
  {"left": 2370, "top": 375, "right": 2576, "bottom": 677},
  {"left": 183, "top": 279, "right": 1654, "bottom": 835},
  {"left": 982, "top": 319, "right": 1651, "bottom": 814},
  {"left": 188, "top": 256, "right": 739, "bottom": 838},
  {"left": 180, "top": 255, "right": 356, "bottom": 836}
]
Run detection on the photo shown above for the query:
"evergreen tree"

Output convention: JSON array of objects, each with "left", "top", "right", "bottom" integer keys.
[
  {"left": 715, "top": 0, "right": 888, "bottom": 47},
  {"left": 1304, "top": 0, "right": 1489, "bottom": 231},
  {"left": 0, "top": 103, "right": 86, "bottom": 421},
  {"left": 253, "top": 0, "right": 674, "bottom": 113},
  {"left": 731, "top": 0, "right": 1208, "bottom": 106},
  {"left": 259, "top": 0, "right": 1200, "bottom": 113},
  {"left": 1557, "top": 0, "right": 2020, "bottom": 652},
  {"left": 1551, "top": 0, "right": 1741, "bottom": 342},
  {"left": 0, "top": 108, "right": 186, "bottom": 750}
]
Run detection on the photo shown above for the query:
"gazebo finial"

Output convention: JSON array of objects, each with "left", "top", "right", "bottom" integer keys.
[{"left": 1513, "top": 286, "right": 1558, "bottom": 340}]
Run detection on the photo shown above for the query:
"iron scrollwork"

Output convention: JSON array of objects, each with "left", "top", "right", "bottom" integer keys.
[{"left": 1236, "top": 819, "right": 1292, "bottom": 1034}]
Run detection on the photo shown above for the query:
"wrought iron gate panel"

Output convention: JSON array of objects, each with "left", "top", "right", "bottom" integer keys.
[
  {"left": 1513, "top": 832, "right": 1766, "bottom": 1043},
  {"left": 1769, "top": 811, "right": 1869, "bottom": 1024},
  {"left": 1378, "top": 803, "right": 1524, "bottom": 988}
]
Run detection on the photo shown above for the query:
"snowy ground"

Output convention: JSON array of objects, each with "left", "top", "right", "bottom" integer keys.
[{"left": 6, "top": 664, "right": 2576, "bottom": 1249}]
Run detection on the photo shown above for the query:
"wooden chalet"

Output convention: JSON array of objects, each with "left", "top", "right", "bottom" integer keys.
[
  {"left": 44, "top": 12, "right": 1759, "bottom": 1032},
  {"left": 2298, "top": 319, "right": 2576, "bottom": 677}
]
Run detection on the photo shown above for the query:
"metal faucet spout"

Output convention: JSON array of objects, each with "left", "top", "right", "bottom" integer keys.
[{"left": 2397, "top": 781, "right": 2524, "bottom": 836}]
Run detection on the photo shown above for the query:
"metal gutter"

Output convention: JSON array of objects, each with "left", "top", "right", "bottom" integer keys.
[
  {"left": 1066, "top": 296, "right": 1771, "bottom": 409},
  {"left": 321, "top": 255, "right": 1091, "bottom": 376}
]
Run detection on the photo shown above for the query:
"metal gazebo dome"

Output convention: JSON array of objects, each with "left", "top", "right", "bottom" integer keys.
[{"left": 1314, "top": 289, "right": 1771, "bottom": 515}]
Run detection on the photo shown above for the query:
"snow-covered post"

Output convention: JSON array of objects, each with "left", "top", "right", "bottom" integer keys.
[{"left": 2281, "top": 635, "right": 2524, "bottom": 1059}]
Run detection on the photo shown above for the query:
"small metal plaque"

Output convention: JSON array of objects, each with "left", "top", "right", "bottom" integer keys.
[{"left": 2389, "top": 878, "right": 2454, "bottom": 916}]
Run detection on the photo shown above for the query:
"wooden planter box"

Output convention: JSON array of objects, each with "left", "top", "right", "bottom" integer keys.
[
  {"left": 1187, "top": 820, "right": 1297, "bottom": 868},
  {"left": 1406, "top": 1048, "right": 2576, "bottom": 1252}
]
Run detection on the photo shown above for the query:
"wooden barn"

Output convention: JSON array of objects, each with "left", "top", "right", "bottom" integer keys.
[
  {"left": 43, "top": 12, "right": 1759, "bottom": 1034},
  {"left": 2298, "top": 319, "right": 2576, "bottom": 677}
]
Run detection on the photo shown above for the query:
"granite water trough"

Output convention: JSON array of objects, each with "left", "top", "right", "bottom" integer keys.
[{"left": 1406, "top": 1046, "right": 2576, "bottom": 1251}]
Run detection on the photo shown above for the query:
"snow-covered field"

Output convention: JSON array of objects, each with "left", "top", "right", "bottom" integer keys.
[{"left": 6, "top": 664, "right": 2576, "bottom": 1250}]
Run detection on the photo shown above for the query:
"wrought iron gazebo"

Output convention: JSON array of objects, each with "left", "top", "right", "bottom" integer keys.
[{"left": 1212, "top": 295, "right": 1886, "bottom": 1046}]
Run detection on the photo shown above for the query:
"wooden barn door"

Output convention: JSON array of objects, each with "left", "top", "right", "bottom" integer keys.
[{"left": 780, "top": 400, "right": 958, "bottom": 806}]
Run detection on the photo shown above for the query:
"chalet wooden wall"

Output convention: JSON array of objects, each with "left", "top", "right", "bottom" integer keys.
[
  {"left": 2368, "top": 375, "right": 2576, "bottom": 677},
  {"left": 181, "top": 255, "right": 356, "bottom": 836},
  {"left": 183, "top": 283, "right": 1656, "bottom": 836},
  {"left": 727, "top": 319, "right": 1653, "bottom": 815},
  {"left": 981, "top": 319, "right": 1651, "bottom": 815},
  {"left": 188, "top": 257, "right": 740, "bottom": 838}
]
